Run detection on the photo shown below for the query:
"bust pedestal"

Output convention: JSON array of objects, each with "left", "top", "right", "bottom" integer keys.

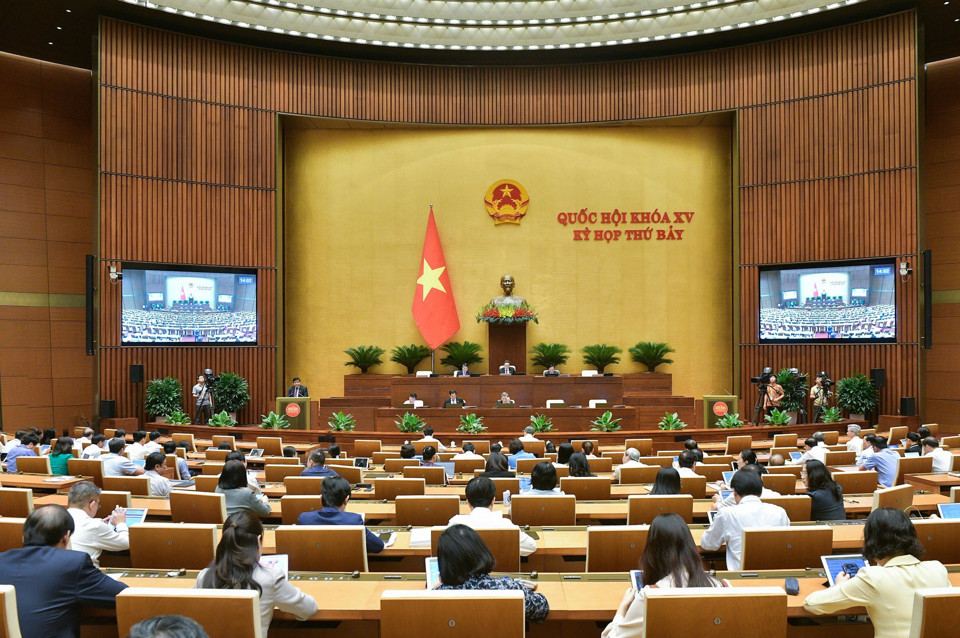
[{"left": 487, "top": 323, "right": 527, "bottom": 375}]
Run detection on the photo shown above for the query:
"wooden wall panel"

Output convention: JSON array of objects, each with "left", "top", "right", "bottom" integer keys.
[{"left": 97, "top": 10, "right": 922, "bottom": 423}]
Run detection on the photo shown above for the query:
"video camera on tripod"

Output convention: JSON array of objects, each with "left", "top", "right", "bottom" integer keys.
[
  {"left": 750, "top": 366, "right": 774, "bottom": 388},
  {"left": 202, "top": 368, "right": 219, "bottom": 388}
]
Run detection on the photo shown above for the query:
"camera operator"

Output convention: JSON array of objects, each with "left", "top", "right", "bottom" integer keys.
[
  {"left": 192, "top": 373, "right": 214, "bottom": 425},
  {"left": 762, "top": 373, "right": 784, "bottom": 419},
  {"left": 809, "top": 373, "right": 832, "bottom": 423}
]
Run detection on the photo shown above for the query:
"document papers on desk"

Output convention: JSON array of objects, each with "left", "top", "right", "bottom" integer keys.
[{"left": 409, "top": 528, "right": 432, "bottom": 547}]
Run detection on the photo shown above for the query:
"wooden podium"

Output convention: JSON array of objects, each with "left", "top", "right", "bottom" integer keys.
[
  {"left": 703, "top": 395, "right": 738, "bottom": 428},
  {"left": 275, "top": 397, "right": 318, "bottom": 430},
  {"left": 487, "top": 323, "right": 527, "bottom": 374}
]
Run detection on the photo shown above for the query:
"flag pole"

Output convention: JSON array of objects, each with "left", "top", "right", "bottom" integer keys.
[{"left": 430, "top": 349, "right": 435, "bottom": 374}]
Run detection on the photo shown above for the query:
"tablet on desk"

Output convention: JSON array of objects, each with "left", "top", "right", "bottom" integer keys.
[
  {"left": 353, "top": 457, "right": 370, "bottom": 469},
  {"left": 131, "top": 459, "right": 146, "bottom": 468},
  {"left": 730, "top": 461, "right": 739, "bottom": 471},
  {"left": 936, "top": 503, "right": 960, "bottom": 519},
  {"left": 707, "top": 510, "right": 719, "bottom": 524},
  {"left": 789, "top": 452, "right": 803, "bottom": 462},
  {"left": 630, "top": 569, "right": 644, "bottom": 593},
  {"left": 721, "top": 471, "right": 735, "bottom": 486},
  {"left": 124, "top": 508, "right": 148, "bottom": 527},
  {"left": 39, "top": 445, "right": 50, "bottom": 455},
  {"left": 719, "top": 490, "right": 733, "bottom": 501},
  {"left": 248, "top": 449, "right": 264, "bottom": 458},
  {"left": 821, "top": 554, "right": 867, "bottom": 586},
  {"left": 425, "top": 556, "right": 441, "bottom": 589},
  {"left": 904, "top": 452, "right": 920, "bottom": 458},
  {"left": 260, "top": 554, "right": 289, "bottom": 578}
]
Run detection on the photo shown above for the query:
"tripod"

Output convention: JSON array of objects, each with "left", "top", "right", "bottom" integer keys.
[{"left": 752, "top": 384, "right": 767, "bottom": 426}]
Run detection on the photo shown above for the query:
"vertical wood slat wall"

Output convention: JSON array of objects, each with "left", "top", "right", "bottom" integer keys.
[{"left": 98, "top": 11, "right": 919, "bottom": 420}]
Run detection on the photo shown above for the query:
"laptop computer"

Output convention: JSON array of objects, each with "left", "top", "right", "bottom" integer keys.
[
  {"left": 353, "top": 457, "right": 370, "bottom": 468},
  {"left": 821, "top": 554, "right": 868, "bottom": 586},
  {"left": 124, "top": 508, "right": 149, "bottom": 527},
  {"left": 721, "top": 471, "right": 735, "bottom": 486},
  {"left": 436, "top": 461, "right": 456, "bottom": 478},
  {"left": 730, "top": 461, "right": 739, "bottom": 471},
  {"left": 707, "top": 510, "right": 719, "bottom": 524},
  {"left": 131, "top": 459, "right": 146, "bottom": 468},
  {"left": 789, "top": 451, "right": 803, "bottom": 462},
  {"left": 936, "top": 503, "right": 960, "bottom": 519},
  {"left": 719, "top": 490, "right": 733, "bottom": 501}
]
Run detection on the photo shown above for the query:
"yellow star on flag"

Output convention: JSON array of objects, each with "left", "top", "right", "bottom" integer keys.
[{"left": 417, "top": 258, "right": 447, "bottom": 301}]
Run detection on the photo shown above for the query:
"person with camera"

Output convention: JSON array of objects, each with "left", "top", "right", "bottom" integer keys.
[
  {"left": 762, "top": 373, "right": 784, "bottom": 419},
  {"left": 809, "top": 373, "right": 832, "bottom": 423},
  {"left": 192, "top": 373, "right": 214, "bottom": 425}
]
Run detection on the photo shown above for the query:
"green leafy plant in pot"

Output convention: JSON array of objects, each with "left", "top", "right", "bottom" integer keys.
[
  {"left": 658, "top": 412, "right": 687, "bottom": 430},
  {"left": 395, "top": 412, "right": 426, "bottom": 433},
  {"left": 328, "top": 411, "right": 356, "bottom": 432},
  {"left": 529, "top": 414, "right": 555, "bottom": 433},
  {"left": 165, "top": 410, "right": 191, "bottom": 425},
  {"left": 439, "top": 341, "right": 484, "bottom": 371},
  {"left": 835, "top": 373, "right": 879, "bottom": 418},
  {"left": 390, "top": 344, "right": 432, "bottom": 374},
  {"left": 715, "top": 412, "right": 744, "bottom": 428},
  {"left": 590, "top": 411, "right": 622, "bottom": 432},
  {"left": 764, "top": 408, "right": 792, "bottom": 426},
  {"left": 144, "top": 377, "right": 183, "bottom": 421},
  {"left": 260, "top": 411, "right": 290, "bottom": 430},
  {"left": 344, "top": 345, "right": 386, "bottom": 374},
  {"left": 581, "top": 344, "right": 622, "bottom": 374},
  {"left": 820, "top": 407, "right": 842, "bottom": 424},
  {"left": 775, "top": 368, "right": 808, "bottom": 414},
  {"left": 530, "top": 342, "right": 571, "bottom": 371},
  {"left": 628, "top": 342, "right": 674, "bottom": 372},
  {"left": 458, "top": 413, "right": 487, "bottom": 434},
  {"left": 214, "top": 372, "right": 250, "bottom": 416},
  {"left": 208, "top": 410, "right": 237, "bottom": 427}
]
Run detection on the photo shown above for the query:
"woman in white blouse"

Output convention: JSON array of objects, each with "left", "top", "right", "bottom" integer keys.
[
  {"left": 602, "top": 513, "right": 726, "bottom": 638},
  {"left": 194, "top": 511, "right": 318, "bottom": 636}
]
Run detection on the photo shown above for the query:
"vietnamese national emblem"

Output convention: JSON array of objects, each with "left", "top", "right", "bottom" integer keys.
[{"left": 484, "top": 180, "right": 529, "bottom": 225}]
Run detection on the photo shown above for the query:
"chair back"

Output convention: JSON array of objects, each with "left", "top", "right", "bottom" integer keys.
[
  {"left": 872, "top": 483, "right": 913, "bottom": 511},
  {"left": 896, "top": 455, "right": 933, "bottom": 486},
  {"left": 913, "top": 519, "right": 960, "bottom": 564},
  {"left": 103, "top": 428, "right": 117, "bottom": 439},
  {"left": 16, "top": 456, "right": 50, "bottom": 474},
  {"left": 766, "top": 465, "right": 802, "bottom": 477},
  {"left": 821, "top": 431, "right": 840, "bottom": 445},
  {"left": 638, "top": 456, "right": 673, "bottom": 468},
  {"left": 761, "top": 473, "right": 797, "bottom": 495},
  {"left": 571, "top": 439, "right": 600, "bottom": 453},
  {"left": 375, "top": 478, "right": 426, "bottom": 500},
  {"left": 261, "top": 456, "right": 301, "bottom": 466},
  {"left": 171, "top": 433, "right": 195, "bottom": 452},
  {"left": 627, "top": 495, "right": 693, "bottom": 525},
  {"left": 129, "top": 523, "right": 217, "bottom": 569},
  {"left": 490, "top": 477, "right": 520, "bottom": 501},
  {"left": 920, "top": 423, "right": 939, "bottom": 436},
  {"left": 952, "top": 486, "right": 960, "bottom": 503},
  {"left": 204, "top": 449, "right": 231, "bottom": 461},
  {"left": 824, "top": 450, "right": 855, "bottom": 466},
  {"left": 395, "top": 495, "right": 461, "bottom": 526},
  {"left": 0, "top": 584, "right": 22, "bottom": 638},
  {"left": 194, "top": 475, "right": 220, "bottom": 492},
  {"left": 169, "top": 491, "right": 226, "bottom": 524},
  {"left": 832, "top": 470, "right": 877, "bottom": 494},
  {"left": 454, "top": 458, "right": 486, "bottom": 474},
  {"left": 95, "top": 491, "right": 132, "bottom": 517},
  {"left": 941, "top": 435, "right": 960, "bottom": 450},
  {"left": 372, "top": 451, "right": 398, "bottom": 465},
  {"left": 559, "top": 476, "right": 612, "bottom": 500},
  {"left": 0, "top": 518, "right": 25, "bottom": 553},
  {"left": 402, "top": 466, "right": 447, "bottom": 485},
  {"left": 202, "top": 462, "right": 225, "bottom": 476},
  {"left": 679, "top": 475, "right": 707, "bottom": 498},
  {"left": 255, "top": 437, "right": 283, "bottom": 457},
  {"left": 509, "top": 494, "right": 576, "bottom": 526},
  {"left": 103, "top": 475, "right": 151, "bottom": 496},
  {"left": 283, "top": 476, "right": 325, "bottom": 495},
  {"left": 694, "top": 464, "right": 727, "bottom": 483},
  {"left": 463, "top": 440, "right": 490, "bottom": 454},
  {"left": 383, "top": 458, "right": 420, "bottom": 472},
  {"left": 624, "top": 439, "right": 653, "bottom": 456},
  {"left": 618, "top": 466, "right": 661, "bottom": 484},
  {"left": 265, "top": 464, "right": 303, "bottom": 482},
  {"left": 326, "top": 458, "right": 355, "bottom": 468},
  {"left": 909, "top": 587, "right": 960, "bottom": 638},
  {"left": 643, "top": 587, "right": 786, "bottom": 638},
  {"left": 513, "top": 458, "right": 541, "bottom": 474},
  {"left": 354, "top": 440, "right": 381, "bottom": 458},
  {"left": 429, "top": 526, "right": 522, "bottom": 572},
  {"left": 211, "top": 435, "right": 236, "bottom": 450},
  {"left": 740, "top": 525, "right": 832, "bottom": 569},
  {"left": 275, "top": 525, "right": 368, "bottom": 571},
  {"left": 587, "top": 457, "right": 614, "bottom": 472},
  {"left": 761, "top": 495, "right": 812, "bottom": 521},
  {"left": 332, "top": 464, "right": 363, "bottom": 484},
  {"left": 725, "top": 435, "right": 752, "bottom": 456},
  {"left": 117, "top": 588, "right": 262, "bottom": 638},
  {"left": 521, "top": 440, "right": 546, "bottom": 457},
  {"left": 165, "top": 454, "right": 182, "bottom": 480},
  {"left": 0, "top": 489, "right": 33, "bottom": 518},
  {"left": 380, "top": 590, "right": 524, "bottom": 638},
  {"left": 410, "top": 441, "right": 440, "bottom": 455},
  {"left": 772, "top": 433, "right": 798, "bottom": 449},
  {"left": 586, "top": 525, "right": 649, "bottom": 572},
  {"left": 887, "top": 426, "right": 908, "bottom": 445},
  {"left": 279, "top": 495, "right": 323, "bottom": 524}
]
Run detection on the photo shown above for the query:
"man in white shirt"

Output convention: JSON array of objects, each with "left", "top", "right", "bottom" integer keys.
[
  {"left": 448, "top": 477, "right": 537, "bottom": 556},
  {"left": 82, "top": 434, "right": 107, "bottom": 459},
  {"left": 519, "top": 426, "right": 539, "bottom": 443},
  {"left": 713, "top": 464, "right": 780, "bottom": 509},
  {"left": 793, "top": 437, "right": 827, "bottom": 465},
  {"left": 452, "top": 442, "right": 483, "bottom": 460},
  {"left": 126, "top": 430, "right": 148, "bottom": 461},
  {"left": 143, "top": 431, "right": 163, "bottom": 455},
  {"left": 143, "top": 452, "right": 173, "bottom": 497},
  {"left": 613, "top": 448, "right": 646, "bottom": 482},
  {"left": 922, "top": 437, "right": 953, "bottom": 473},
  {"left": 701, "top": 469, "right": 790, "bottom": 570},
  {"left": 675, "top": 450, "right": 700, "bottom": 478},
  {"left": 101, "top": 438, "right": 145, "bottom": 477},
  {"left": 416, "top": 427, "right": 447, "bottom": 453},
  {"left": 66, "top": 481, "right": 129, "bottom": 567},
  {"left": 73, "top": 428, "right": 94, "bottom": 450},
  {"left": 1, "top": 430, "right": 25, "bottom": 454},
  {"left": 845, "top": 424, "right": 864, "bottom": 460}
]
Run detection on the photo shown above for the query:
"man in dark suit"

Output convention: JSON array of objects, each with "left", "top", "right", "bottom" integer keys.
[
  {"left": 287, "top": 377, "right": 308, "bottom": 397},
  {"left": 0, "top": 504, "right": 127, "bottom": 638},
  {"left": 498, "top": 360, "right": 516, "bottom": 375},
  {"left": 443, "top": 389, "right": 466, "bottom": 408},
  {"left": 300, "top": 450, "right": 340, "bottom": 478},
  {"left": 296, "top": 476, "right": 384, "bottom": 554}
]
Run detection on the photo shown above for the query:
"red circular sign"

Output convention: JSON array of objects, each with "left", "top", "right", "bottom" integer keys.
[
  {"left": 285, "top": 403, "right": 301, "bottom": 418},
  {"left": 712, "top": 401, "right": 728, "bottom": 417}
]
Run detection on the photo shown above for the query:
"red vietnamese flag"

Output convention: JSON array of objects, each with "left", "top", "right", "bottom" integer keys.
[{"left": 413, "top": 207, "right": 460, "bottom": 350}]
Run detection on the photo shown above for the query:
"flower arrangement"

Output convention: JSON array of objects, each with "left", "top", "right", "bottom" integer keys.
[{"left": 475, "top": 302, "right": 539, "bottom": 325}]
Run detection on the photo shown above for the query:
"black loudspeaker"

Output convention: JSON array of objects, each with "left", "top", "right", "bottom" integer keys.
[
  {"left": 130, "top": 364, "right": 144, "bottom": 384},
  {"left": 870, "top": 368, "right": 885, "bottom": 388},
  {"left": 85, "top": 254, "right": 95, "bottom": 356},
  {"left": 923, "top": 249, "right": 932, "bottom": 350},
  {"left": 100, "top": 400, "right": 116, "bottom": 419},
  {"left": 900, "top": 397, "right": 916, "bottom": 417}
]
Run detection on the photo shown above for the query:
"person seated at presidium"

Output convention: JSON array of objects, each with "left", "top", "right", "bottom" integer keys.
[
  {"left": 524, "top": 462, "right": 565, "bottom": 495},
  {"left": 649, "top": 467, "right": 681, "bottom": 495},
  {"left": 480, "top": 452, "right": 515, "bottom": 478},
  {"left": 455, "top": 363, "right": 472, "bottom": 377},
  {"left": 449, "top": 477, "right": 536, "bottom": 555},
  {"left": 217, "top": 460, "right": 271, "bottom": 517},
  {"left": 700, "top": 468, "right": 790, "bottom": 570},
  {"left": 49, "top": 436, "right": 75, "bottom": 475},
  {"left": 602, "top": 513, "right": 726, "bottom": 638},
  {"left": 0, "top": 504, "right": 127, "bottom": 638},
  {"left": 195, "top": 510, "right": 318, "bottom": 637},
  {"left": 287, "top": 376, "right": 308, "bottom": 397},
  {"left": 444, "top": 390, "right": 466, "bottom": 407},
  {"left": 297, "top": 476, "right": 385, "bottom": 554},
  {"left": 497, "top": 391, "right": 515, "bottom": 406},
  {"left": 507, "top": 438, "right": 536, "bottom": 470},
  {"left": 801, "top": 460, "right": 845, "bottom": 521},
  {"left": 543, "top": 365, "right": 560, "bottom": 377},
  {"left": 859, "top": 436, "right": 900, "bottom": 488},
  {"left": 803, "top": 508, "right": 950, "bottom": 638},
  {"left": 498, "top": 360, "right": 516, "bottom": 375},
  {"left": 67, "top": 481, "right": 130, "bottom": 568},
  {"left": 435, "top": 525, "right": 549, "bottom": 623},
  {"left": 4, "top": 432, "right": 39, "bottom": 473},
  {"left": 102, "top": 438, "right": 145, "bottom": 477},
  {"left": 567, "top": 452, "right": 594, "bottom": 477},
  {"left": 300, "top": 450, "right": 339, "bottom": 478}
]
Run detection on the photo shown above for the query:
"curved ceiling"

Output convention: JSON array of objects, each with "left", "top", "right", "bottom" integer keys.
[{"left": 119, "top": 0, "right": 865, "bottom": 51}]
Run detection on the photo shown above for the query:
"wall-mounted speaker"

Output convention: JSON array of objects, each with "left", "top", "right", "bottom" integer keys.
[
  {"left": 870, "top": 368, "right": 885, "bottom": 388},
  {"left": 130, "top": 364, "right": 144, "bottom": 384},
  {"left": 100, "top": 400, "right": 116, "bottom": 419},
  {"left": 900, "top": 397, "right": 916, "bottom": 417}
]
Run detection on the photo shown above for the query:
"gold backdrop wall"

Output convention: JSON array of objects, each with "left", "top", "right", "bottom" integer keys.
[{"left": 284, "top": 123, "right": 733, "bottom": 399}]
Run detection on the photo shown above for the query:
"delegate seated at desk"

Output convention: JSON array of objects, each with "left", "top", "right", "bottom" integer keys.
[
  {"left": 497, "top": 391, "right": 515, "bottom": 406},
  {"left": 297, "top": 476, "right": 385, "bottom": 554},
  {"left": 498, "top": 360, "right": 516, "bottom": 375},
  {"left": 507, "top": 438, "right": 536, "bottom": 470},
  {"left": 543, "top": 365, "right": 560, "bottom": 377},
  {"left": 443, "top": 390, "right": 466, "bottom": 408},
  {"left": 454, "top": 363, "right": 473, "bottom": 377}
]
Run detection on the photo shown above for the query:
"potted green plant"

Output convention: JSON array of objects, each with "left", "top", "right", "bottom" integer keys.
[
  {"left": 628, "top": 342, "right": 674, "bottom": 372},
  {"left": 260, "top": 411, "right": 290, "bottom": 430},
  {"left": 344, "top": 345, "right": 386, "bottom": 374},
  {"left": 658, "top": 412, "right": 687, "bottom": 430},
  {"left": 458, "top": 413, "right": 487, "bottom": 434},
  {"left": 581, "top": 344, "right": 622, "bottom": 373},
  {"left": 590, "top": 411, "right": 622, "bottom": 432},
  {"left": 439, "top": 341, "right": 484, "bottom": 371},
  {"left": 529, "top": 413, "right": 555, "bottom": 433},
  {"left": 530, "top": 342, "right": 571, "bottom": 371},
  {"left": 165, "top": 410, "right": 192, "bottom": 425},
  {"left": 715, "top": 412, "right": 744, "bottom": 428},
  {"left": 395, "top": 412, "right": 426, "bottom": 433},
  {"left": 144, "top": 377, "right": 183, "bottom": 422},
  {"left": 764, "top": 408, "right": 792, "bottom": 426},
  {"left": 820, "top": 406, "right": 842, "bottom": 424},
  {"left": 214, "top": 372, "right": 250, "bottom": 420},
  {"left": 835, "top": 373, "right": 880, "bottom": 419},
  {"left": 208, "top": 410, "right": 236, "bottom": 427},
  {"left": 328, "top": 411, "right": 356, "bottom": 431},
  {"left": 775, "top": 368, "right": 808, "bottom": 422},
  {"left": 390, "top": 344, "right": 432, "bottom": 374}
]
